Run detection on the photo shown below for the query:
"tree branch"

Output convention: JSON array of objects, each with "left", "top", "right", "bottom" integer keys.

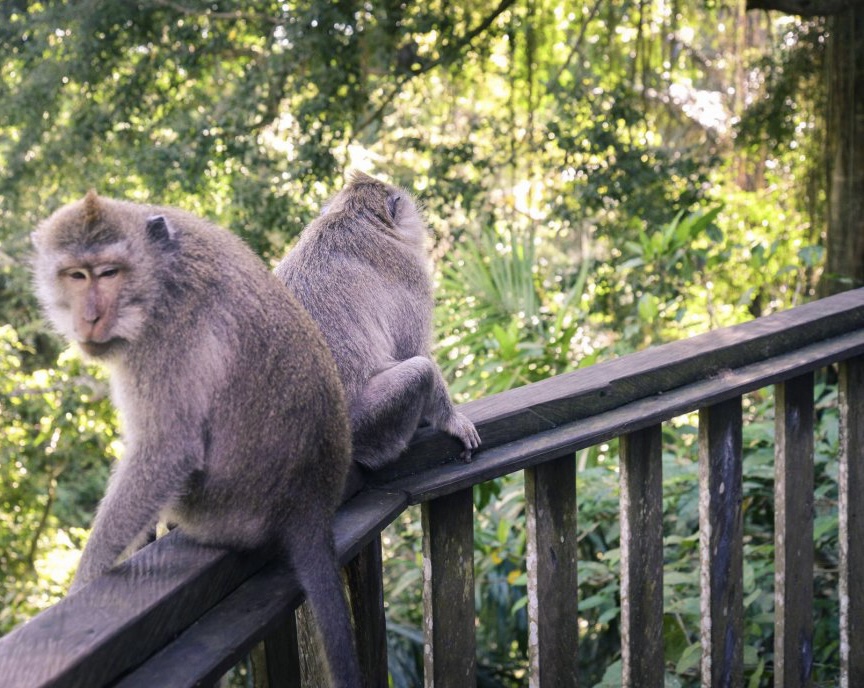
[
  {"left": 25, "top": 470, "right": 63, "bottom": 571},
  {"left": 355, "top": 0, "right": 516, "bottom": 134},
  {"left": 438, "top": 0, "right": 517, "bottom": 64},
  {"left": 149, "top": 0, "right": 281, "bottom": 25},
  {"left": 549, "top": 0, "right": 604, "bottom": 87},
  {"left": 746, "top": 0, "right": 857, "bottom": 16}
]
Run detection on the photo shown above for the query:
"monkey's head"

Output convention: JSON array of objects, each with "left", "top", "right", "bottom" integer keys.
[
  {"left": 31, "top": 191, "right": 177, "bottom": 358},
  {"left": 326, "top": 172, "right": 428, "bottom": 251}
]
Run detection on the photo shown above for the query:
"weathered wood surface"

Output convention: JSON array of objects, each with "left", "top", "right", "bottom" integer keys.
[
  {"left": 0, "top": 489, "right": 406, "bottom": 688},
  {"left": 525, "top": 455, "right": 579, "bottom": 688},
  {"left": 421, "top": 489, "right": 476, "bottom": 688},
  {"left": 0, "top": 532, "right": 269, "bottom": 688},
  {"left": 774, "top": 373, "right": 814, "bottom": 688},
  {"left": 117, "top": 488, "right": 405, "bottom": 688},
  {"left": 3, "top": 289, "right": 864, "bottom": 688},
  {"left": 699, "top": 398, "right": 744, "bottom": 688},
  {"left": 377, "top": 288, "right": 864, "bottom": 483},
  {"left": 384, "top": 327, "right": 864, "bottom": 504},
  {"left": 346, "top": 537, "right": 389, "bottom": 688},
  {"left": 259, "top": 610, "right": 301, "bottom": 688},
  {"left": 839, "top": 356, "right": 864, "bottom": 688},
  {"left": 619, "top": 425, "right": 664, "bottom": 688},
  {"left": 115, "top": 561, "right": 305, "bottom": 688}
]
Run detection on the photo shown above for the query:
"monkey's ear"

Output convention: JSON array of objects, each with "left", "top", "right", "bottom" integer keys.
[
  {"left": 386, "top": 194, "right": 400, "bottom": 222},
  {"left": 146, "top": 215, "right": 177, "bottom": 246}
]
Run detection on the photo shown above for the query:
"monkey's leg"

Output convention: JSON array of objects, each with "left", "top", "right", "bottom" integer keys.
[
  {"left": 351, "top": 357, "right": 434, "bottom": 470},
  {"left": 283, "top": 525, "right": 362, "bottom": 688},
  {"left": 421, "top": 358, "right": 482, "bottom": 461},
  {"left": 351, "top": 356, "right": 480, "bottom": 471},
  {"left": 71, "top": 452, "right": 190, "bottom": 592}
]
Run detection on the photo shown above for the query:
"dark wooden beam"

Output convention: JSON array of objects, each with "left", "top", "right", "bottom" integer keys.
[
  {"left": 384, "top": 327, "right": 864, "bottom": 504},
  {"left": 421, "top": 489, "right": 476, "bottom": 687},
  {"left": 376, "top": 289, "right": 864, "bottom": 485},
  {"left": 525, "top": 455, "right": 579, "bottom": 687},
  {"left": 699, "top": 398, "right": 744, "bottom": 688},
  {"left": 620, "top": 425, "right": 665, "bottom": 687},
  {"left": 0, "top": 488, "right": 407, "bottom": 688},
  {"left": 774, "top": 373, "right": 815, "bottom": 688},
  {"left": 839, "top": 357, "right": 864, "bottom": 685},
  {"left": 4, "top": 289, "right": 864, "bottom": 687}
]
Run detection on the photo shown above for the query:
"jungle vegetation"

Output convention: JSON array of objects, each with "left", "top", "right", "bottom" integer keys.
[{"left": 1, "top": 1, "right": 860, "bottom": 685}]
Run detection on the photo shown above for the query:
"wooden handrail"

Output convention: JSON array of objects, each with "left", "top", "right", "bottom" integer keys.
[{"left": 1, "top": 288, "right": 863, "bottom": 687}]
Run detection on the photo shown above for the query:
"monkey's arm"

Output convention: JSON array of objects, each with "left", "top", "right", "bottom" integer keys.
[
  {"left": 351, "top": 356, "right": 480, "bottom": 471},
  {"left": 71, "top": 443, "right": 198, "bottom": 592}
]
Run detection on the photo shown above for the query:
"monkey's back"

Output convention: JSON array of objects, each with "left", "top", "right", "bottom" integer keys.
[{"left": 275, "top": 209, "right": 433, "bottom": 406}]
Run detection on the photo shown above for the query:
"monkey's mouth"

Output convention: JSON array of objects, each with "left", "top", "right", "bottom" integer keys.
[{"left": 78, "top": 339, "right": 118, "bottom": 357}]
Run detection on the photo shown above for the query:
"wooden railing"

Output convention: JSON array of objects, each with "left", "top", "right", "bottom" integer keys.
[{"left": 2, "top": 288, "right": 864, "bottom": 687}]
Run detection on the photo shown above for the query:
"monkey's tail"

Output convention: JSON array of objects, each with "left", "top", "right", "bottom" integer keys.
[{"left": 285, "top": 527, "right": 363, "bottom": 688}]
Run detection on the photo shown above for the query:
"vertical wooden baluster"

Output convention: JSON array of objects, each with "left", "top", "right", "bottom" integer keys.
[
  {"left": 422, "top": 489, "right": 476, "bottom": 688},
  {"left": 620, "top": 425, "right": 664, "bottom": 687},
  {"left": 346, "top": 537, "right": 389, "bottom": 688},
  {"left": 840, "top": 357, "right": 864, "bottom": 688},
  {"left": 775, "top": 373, "right": 815, "bottom": 688},
  {"left": 525, "top": 454, "right": 579, "bottom": 688},
  {"left": 258, "top": 611, "right": 301, "bottom": 688},
  {"left": 699, "top": 397, "right": 744, "bottom": 688}
]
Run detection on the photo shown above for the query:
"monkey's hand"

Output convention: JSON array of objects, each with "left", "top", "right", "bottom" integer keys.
[{"left": 443, "top": 411, "right": 481, "bottom": 462}]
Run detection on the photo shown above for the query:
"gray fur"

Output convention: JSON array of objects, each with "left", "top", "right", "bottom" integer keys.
[
  {"left": 31, "top": 192, "right": 361, "bottom": 687},
  {"left": 275, "top": 172, "right": 481, "bottom": 471}
]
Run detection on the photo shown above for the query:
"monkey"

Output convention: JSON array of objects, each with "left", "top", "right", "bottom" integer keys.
[
  {"left": 274, "top": 172, "right": 481, "bottom": 473},
  {"left": 30, "top": 191, "right": 361, "bottom": 688}
]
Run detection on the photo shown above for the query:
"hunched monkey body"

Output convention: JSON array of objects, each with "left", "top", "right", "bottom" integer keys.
[
  {"left": 31, "top": 191, "right": 361, "bottom": 687},
  {"left": 275, "top": 172, "right": 481, "bottom": 471}
]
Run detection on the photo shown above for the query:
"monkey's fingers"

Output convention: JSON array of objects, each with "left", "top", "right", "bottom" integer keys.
[{"left": 447, "top": 411, "right": 481, "bottom": 463}]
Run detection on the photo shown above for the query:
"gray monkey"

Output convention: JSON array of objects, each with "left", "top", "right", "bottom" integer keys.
[
  {"left": 31, "top": 191, "right": 361, "bottom": 687},
  {"left": 275, "top": 172, "right": 481, "bottom": 471}
]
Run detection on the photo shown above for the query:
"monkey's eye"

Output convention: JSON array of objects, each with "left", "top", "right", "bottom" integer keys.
[
  {"left": 98, "top": 267, "right": 120, "bottom": 279},
  {"left": 67, "top": 270, "right": 88, "bottom": 281}
]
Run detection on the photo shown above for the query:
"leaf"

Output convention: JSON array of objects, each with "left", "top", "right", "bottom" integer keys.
[
  {"left": 747, "top": 658, "right": 766, "bottom": 688},
  {"left": 664, "top": 571, "right": 696, "bottom": 586},
  {"left": 638, "top": 292, "right": 660, "bottom": 322},
  {"left": 579, "top": 593, "right": 607, "bottom": 611},
  {"left": 675, "top": 642, "right": 701, "bottom": 675}
]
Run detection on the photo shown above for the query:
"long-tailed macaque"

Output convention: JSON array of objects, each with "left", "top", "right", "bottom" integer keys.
[
  {"left": 275, "top": 172, "right": 480, "bottom": 471},
  {"left": 31, "top": 191, "right": 361, "bottom": 687}
]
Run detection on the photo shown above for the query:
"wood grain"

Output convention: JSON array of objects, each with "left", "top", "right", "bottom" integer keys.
[
  {"left": 774, "top": 373, "right": 815, "bottom": 688},
  {"left": 620, "top": 425, "right": 664, "bottom": 687}
]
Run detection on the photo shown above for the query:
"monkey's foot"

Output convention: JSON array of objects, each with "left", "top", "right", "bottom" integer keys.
[{"left": 445, "top": 411, "right": 481, "bottom": 462}]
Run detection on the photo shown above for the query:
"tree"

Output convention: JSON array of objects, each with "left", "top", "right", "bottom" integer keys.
[{"left": 748, "top": 0, "right": 864, "bottom": 294}]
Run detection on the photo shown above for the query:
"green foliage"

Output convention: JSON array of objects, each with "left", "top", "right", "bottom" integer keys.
[
  {"left": 437, "top": 225, "right": 594, "bottom": 400},
  {"left": 0, "top": 326, "right": 116, "bottom": 634},
  {"left": 0, "top": 2, "right": 841, "bottom": 686}
]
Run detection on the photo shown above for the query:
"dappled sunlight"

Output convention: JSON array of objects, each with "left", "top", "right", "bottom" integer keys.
[{"left": 0, "top": 1, "right": 848, "bottom": 684}]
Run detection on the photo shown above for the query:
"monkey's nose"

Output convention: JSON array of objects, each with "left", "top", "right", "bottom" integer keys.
[{"left": 83, "top": 306, "right": 100, "bottom": 324}]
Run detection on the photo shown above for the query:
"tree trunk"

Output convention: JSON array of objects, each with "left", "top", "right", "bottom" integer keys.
[{"left": 824, "top": 5, "right": 864, "bottom": 294}]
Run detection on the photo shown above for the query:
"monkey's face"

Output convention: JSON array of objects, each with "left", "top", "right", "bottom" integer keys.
[
  {"left": 31, "top": 193, "right": 157, "bottom": 358},
  {"left": 55, "top": 258, "right": 131, "bottom": 356}
]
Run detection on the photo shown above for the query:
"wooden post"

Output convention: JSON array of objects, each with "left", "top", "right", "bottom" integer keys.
[
  {"left": 620, "top": 425, "right": 664, "bottom": 687},
  {"left": 774, "top": 373, "right": 815, "bottom": 688},
  {"left": 421, "top": 489, "right": 476, "bottom": 688},
  {"left": 346, "top": 537, "right": 389, "bottom": 688},
  {"left": 525, "top": 455, "right": 579, "bottom": 688},
  {"left": 840, "top": 357, "right": 864, "bottom": 688},
  {"left": 259, "top": 612, "right": 301, "bottom": 688},
  {"left": 698, "top": 397, "right": 743, "bottom": 688}
]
